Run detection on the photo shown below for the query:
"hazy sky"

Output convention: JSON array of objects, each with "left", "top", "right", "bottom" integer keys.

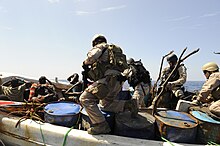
[{"left": 0, "top": 0, "right": 220, "bottom": 81}]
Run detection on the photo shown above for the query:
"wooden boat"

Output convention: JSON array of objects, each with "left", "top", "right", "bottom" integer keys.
[
  {"left": 0, "top": 72, "right": 211, "bottom": 146},
  {"left": 0, "top": 72, "right": 72, "bottom": 90},
  {"left": 0, "top": 109, "right": 203, "bottom": 146},
  {"left": 0, "top": 100, "right": 206, "bottom": 146},
  {"left": 0, "top": 72, "right": 72, "bottom": 100}
]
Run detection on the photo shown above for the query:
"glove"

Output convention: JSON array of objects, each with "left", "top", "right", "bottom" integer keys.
[
  {"left": 166, "top": 82, "right": 173, "bottom": 90},
  {"left": 191, "top": 99, "right": 202, "bottom": 106},
  {"left": 192, "top": 95, "right": 197, "bottom": 100},
  {"left": 82, "top": 62, "right": 90, "bottom": 71}
]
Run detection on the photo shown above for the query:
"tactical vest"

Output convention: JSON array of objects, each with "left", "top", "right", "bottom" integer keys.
[
  {"left": 211, "top": 86, "right": 220, "bottom": 101},
  {"left": 128, "top": 61, "right": 151, "bottom": 87},
  {"left": 160, "top": 64, "right": 185, "bottom": 88},
  {"left": 164, "top": 64, "right": 184, "bottom": 82},
  {"left": 87, "top": 44, "right": 128, "bottom": 81},
  {"left": 167, "top": 68, "right": 180, "bottom": 82}
]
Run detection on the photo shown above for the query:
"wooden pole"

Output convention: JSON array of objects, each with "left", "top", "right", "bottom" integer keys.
[
  {"left": 152, "top": 50, "right": 174, "bottom": 98},
  {"left": 152, "top": 48, "right": 200, "bottom": 115}
]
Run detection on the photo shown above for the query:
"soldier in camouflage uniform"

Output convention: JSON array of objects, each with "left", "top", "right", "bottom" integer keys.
[
  {"left": 79, "top": 34, "right": 138, "bottom": 135},
  {"left": 192, "top": 62, "right": 220, "bottom": 117},
  {"left": 152, "top": 53, "right": 187, "bottom": 109},
  {"left": 127, "top": 58, "right": 151, "bottom": 109}
]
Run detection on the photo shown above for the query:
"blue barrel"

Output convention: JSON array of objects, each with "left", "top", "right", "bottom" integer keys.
[
  {"left": 44, "top": 101, "right": 81, "bottom": 127},
  {"left": 155, "top": 110, "right": 198, "bottom": 143},
  {"left": 114, "top": 111, "right": 156, "bottom": 140},
  {"left": 80, "top": 107, "right": 115, "bottom": 133},
  {"left": 191, "top": 111, "right": 220, "bottom": 144}
]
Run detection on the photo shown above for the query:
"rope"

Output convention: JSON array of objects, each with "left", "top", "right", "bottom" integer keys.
[
  {"left": 39, "top": 124, "right": 46, "bottom": 146},
  {"left": 161, "top": 137, "right": 175, "bottom": 146},
  {"left": 207, "top": 141, "right": 220, "bottom": 146},
  {"left": 0, "top": 139, "right": 6, "bottom": 146},
  {"left": 62, "top": 113, "right": 81, "bottom": 146},
  {"left": 62, "top": 126, "right": 74, "bottom": 146}
]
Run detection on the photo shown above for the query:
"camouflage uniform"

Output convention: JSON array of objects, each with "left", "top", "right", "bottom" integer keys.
[
  {"left": 132, "top": 82, "right": 150, "bottom": 108},
  {"left": 154, "top": 64, "right": 187, "bottom": 109},
  {"left": 80, "top": 42, "right": 126, "bottom": 125},
  {"left": 128, "top": 63, "right": 151, "bottom": 109},
  {"left": 197, "top": 72, "right": 220, "bottom": 117},
  {"left": 161, "top": 64, "right": 187, "bottom": 98}
]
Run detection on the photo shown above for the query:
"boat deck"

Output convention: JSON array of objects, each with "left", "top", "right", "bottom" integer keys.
[{"left": 0, "top": 111, "right": 204, "bottom": 146}]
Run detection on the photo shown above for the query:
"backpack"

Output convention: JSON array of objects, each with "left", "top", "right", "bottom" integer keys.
[
  {"left": 133, "top": 60, "right": 151, "bottom": 84},
  {"left": 87, "top": 43, "right": 129, "bottom": 81},
  {"left": 108, "top": 44, "right": 129, "bottom": 72}
]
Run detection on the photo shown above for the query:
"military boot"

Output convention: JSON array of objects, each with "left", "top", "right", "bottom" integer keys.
[
  {"left": 87, "top": 121, "right": 111, "bottom": 135},
  {"left": 124, "top": 99, "right": 138, "bottom": 118}
]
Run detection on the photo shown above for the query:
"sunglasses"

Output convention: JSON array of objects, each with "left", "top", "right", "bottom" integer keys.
[{"left": 203, "top": 70, "right": 208, "bottom": 75}]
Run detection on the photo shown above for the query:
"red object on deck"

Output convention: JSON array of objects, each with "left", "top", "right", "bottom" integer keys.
[{"left": 0, "top": 101, "right": 15, "bottom": 105}]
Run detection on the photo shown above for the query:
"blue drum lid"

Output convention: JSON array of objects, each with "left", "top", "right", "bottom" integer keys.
[
  {"left": 158, "top": 110, "right": 195, "bottom": 121},
  {"left": 44, "top": 102, "right": 81, "bottom": 116},
  {"left": 156, "top": 110, "right": 198, "bottom": 128},
  {"left": 191, "top": 111, "right": 220, "bottom": 124}
]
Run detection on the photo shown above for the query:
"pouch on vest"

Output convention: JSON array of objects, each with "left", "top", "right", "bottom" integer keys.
[
  {"left": 87, "top": 62, "right": 107, "bottom": 81},
  {"left": 108, "top": 44, "right": 129, "bottom": 72},
  {"left": 211, "top": 86, "right": 220, "bottom": 101},
  {"left": 87, "top": 44, "right": 128, "bottom": 81},
  {"left": 135, "top": 61, "right": 151, "bottom": 84}
]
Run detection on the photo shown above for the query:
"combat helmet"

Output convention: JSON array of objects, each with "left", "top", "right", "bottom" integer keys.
[
  {"left": 127, "top": 58, "right": 135, "bottom": 65},
  {"left": 92, "top": 34, "right": 107, "bottom": 47},
  {"left": 202, "top": 62, "right": 219, "bottom": 72},
  {"left": 167, "top": 54, "right": 178, "bottom": 63}
]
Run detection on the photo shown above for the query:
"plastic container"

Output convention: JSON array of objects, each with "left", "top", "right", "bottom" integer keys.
[
  {"left": 191, "top": 110, "right": 220, "bottom": 144},
  {"left": 44, "top": 101, "right": 81, "bottom": 127},
  {"left": 114, "top": 111, "right": 156, "bottom": 139},
  {"left": 80, "top": 107, "right": 115, "bottom": 133},
  {"left": 155, "top": 110, "right": 198, "bottom": 143}
]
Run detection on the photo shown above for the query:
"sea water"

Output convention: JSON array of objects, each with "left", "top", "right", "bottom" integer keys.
[
  {"left": 184, "top": 81, "right": 204, "bottom": 92},
  {"left": 60, "top": 79, "right": 205, "bottom": 92}
]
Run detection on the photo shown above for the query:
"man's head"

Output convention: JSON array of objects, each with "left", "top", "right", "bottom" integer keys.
[
  {"left": 167, "top": 54, "right": 178, "bottom": 68},
  {"left": 92, "top": 34, "right": 107, "bottom": 47},
  {"left": 127, "top": 58, "right": 135, "bottom": 65},
  {"left": 11, "top": 77, "right": 19, "bottom": 88},
  {"left": 202, "top": 62, "right": 219, "bottom": 79},
  {"left": 39, "top": 76, "right": 47, "bottom": 84}
]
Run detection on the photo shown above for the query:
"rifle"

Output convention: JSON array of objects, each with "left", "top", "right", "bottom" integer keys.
[
  {"left": 152, "top": 48, "right": 200, "bottom": 115},
  {"left": 81, "top": 63, "right": 91, "bottom": 91}
]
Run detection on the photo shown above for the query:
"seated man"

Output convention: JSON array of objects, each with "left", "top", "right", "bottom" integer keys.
[
  {"left": 28, "top": 76, "right": 58, "bottom": 103},
  {"left": 0, "top": 77, "right": 31, "bottom": 102}
]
